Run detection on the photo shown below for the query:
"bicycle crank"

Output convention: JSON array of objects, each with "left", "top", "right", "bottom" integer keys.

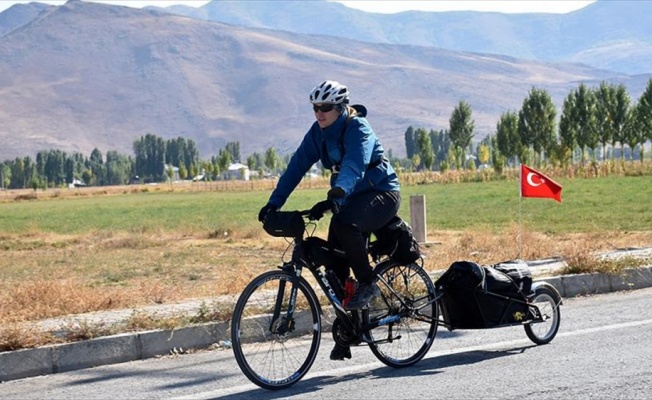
[{"left": 332, "top": 317, "right": 361, "bottom": 346}]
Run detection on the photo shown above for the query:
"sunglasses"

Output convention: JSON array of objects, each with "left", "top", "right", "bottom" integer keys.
[{"left": 312, "top": 103, "right": 336, "bottom": 113}]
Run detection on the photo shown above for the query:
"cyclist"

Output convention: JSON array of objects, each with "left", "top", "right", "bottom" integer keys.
[{"left": 257, "top": 80, "right": 401, "bottom": 360}]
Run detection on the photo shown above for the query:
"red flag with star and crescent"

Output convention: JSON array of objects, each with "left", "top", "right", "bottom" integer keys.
[{"left": 520, "top": 164, "right": 562, "bottom": 202}]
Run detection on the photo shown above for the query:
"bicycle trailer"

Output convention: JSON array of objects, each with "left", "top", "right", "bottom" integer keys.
[{"left": 435, "top": 260, "right": 534, "bottom": 329}]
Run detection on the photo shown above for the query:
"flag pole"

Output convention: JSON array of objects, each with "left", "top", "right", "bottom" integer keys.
[{"left": 518, "top": 163, "right": 522, "bottom": 260}]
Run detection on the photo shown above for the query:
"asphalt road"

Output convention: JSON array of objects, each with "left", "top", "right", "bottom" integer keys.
[{"left": 2, "top": 287, "right": 652, "bottom": 400}]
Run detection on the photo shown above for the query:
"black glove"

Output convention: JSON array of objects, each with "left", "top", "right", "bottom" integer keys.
[
  {"left": 258, "top": 203, "right": 278, "bottom": 222},
  {"left": 327, "top": 187, "right": 345, "bottom": 200},
  {"left": 309, "top": 199, "right": 339, "bottom": 221}
]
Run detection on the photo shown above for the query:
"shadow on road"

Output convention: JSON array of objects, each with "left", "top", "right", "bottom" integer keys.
[{"left": 210, "top": 345, "right": 536, "bottom": 400}]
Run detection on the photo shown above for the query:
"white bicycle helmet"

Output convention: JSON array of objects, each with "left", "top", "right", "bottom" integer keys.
[{"left": 309, "top": 80, "right": 349, "bottom": 104}]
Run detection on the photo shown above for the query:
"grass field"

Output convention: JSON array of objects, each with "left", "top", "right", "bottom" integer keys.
[
  {"left": 2, "top": 173, "right": 651, "bottom": 234},
  {"left": 1, "top": 168, "right": 651, "bottom": 350}
]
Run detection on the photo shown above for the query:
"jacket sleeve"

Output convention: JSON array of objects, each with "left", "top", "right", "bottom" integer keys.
[
  {"left": 268, "top": 127, "right": 321, "bottom": 208},
  {"left": 333, "top": 117, "right": 374, "bottom": 198}
]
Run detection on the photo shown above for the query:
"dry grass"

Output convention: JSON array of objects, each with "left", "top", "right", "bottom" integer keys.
[
  {"left": 1, "top": 225, "right": 650, "bottom": 352},
  {"left": 3, "top": 225, "right": 649, "bottom": 323},
  {"left": 0, "top": 322, "right": 61, "bottom": 351},
  {"left": 0, "top": 232, "right": 280, "bottom": 323},
  {"left": 421, "top": 224, "right": 651, "bottom": 269}
]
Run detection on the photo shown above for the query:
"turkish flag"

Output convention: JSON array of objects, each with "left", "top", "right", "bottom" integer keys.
[{"left": 520, "top": 164, "right": 562, "bottom": 202}]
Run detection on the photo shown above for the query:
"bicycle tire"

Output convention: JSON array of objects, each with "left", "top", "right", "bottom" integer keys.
[
  {"left": 524, "top": 286, "right": 561, "bottom": 345},
  {"left": 231, "top": 270, "right": 321, "bottom": 390},
  {"left": 366, "top": 261, "right": 438, "bottom": 368}
]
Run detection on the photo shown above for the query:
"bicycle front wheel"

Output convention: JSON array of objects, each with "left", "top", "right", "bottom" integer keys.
[
  {"left": 231, "top": 270, "right": 321, "bottom": 390},
  {"left": 366, "top": 261, "right": 438, "bottom": 368}
]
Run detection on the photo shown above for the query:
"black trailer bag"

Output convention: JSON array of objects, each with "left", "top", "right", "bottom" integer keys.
[
  {"left": 435, "top": 261, "right": 486, "bottom": 329},
  {"left": 436, "top": 261, "right": 530, "bottom": 329},
  {"left": 492, "top": 260, "right": 533, "bottom": 294},
  {"left": 483, "top": 266, "right": 520, "bottom": 294},
  {"left": 474, "top": 290, "right": 530, "bottom": 327},
  {"left": 477, "top": 265, "right": 530, "bottom": 326}
]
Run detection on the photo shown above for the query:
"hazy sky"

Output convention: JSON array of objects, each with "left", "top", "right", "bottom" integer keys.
[{"left": 0, "top": 0, "right": 597, "bottom": 14}]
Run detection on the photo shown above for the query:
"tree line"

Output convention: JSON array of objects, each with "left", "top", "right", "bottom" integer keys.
[
  {"left": 2, "top": 79, "right": 651, "bottom": 190},
  {"left": 404, "top": 78, "right": 652, "bottom": 172},
  {"left": 0, "top": 133, "right": 292, "bottom": 189}
]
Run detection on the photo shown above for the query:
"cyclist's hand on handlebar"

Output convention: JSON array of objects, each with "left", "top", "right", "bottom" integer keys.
[
  {"left": 308, "top": 199, "right": 339, "bottom": 221},
  {"left": 258, "top": 203, "right": 278, "bottom": 222},
  {"left": 327, "top": 187, "right": 345, "bottom": 200}
]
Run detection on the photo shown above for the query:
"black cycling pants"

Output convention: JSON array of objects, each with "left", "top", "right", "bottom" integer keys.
[{"left": 327, "top": 190, "right": 401, "bottom": 285}]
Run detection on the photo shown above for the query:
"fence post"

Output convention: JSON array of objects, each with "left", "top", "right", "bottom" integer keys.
[{"left": 409, "top": 194, "right": 427, "bottom": 243}]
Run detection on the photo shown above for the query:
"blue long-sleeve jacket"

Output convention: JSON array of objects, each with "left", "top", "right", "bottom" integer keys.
[{"left": 268, "top": 107, "right": 399, "bottom": 208}]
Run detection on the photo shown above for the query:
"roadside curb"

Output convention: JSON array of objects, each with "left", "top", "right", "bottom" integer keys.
[
  {"left": 546, "top": 265, "right": 652, "bottom": 297},
  {"left": 1, "top": 265, "right": 651, "bottom": 383},
  {"left": 0, "top": 321, "right": 230, "bottom": 382}
]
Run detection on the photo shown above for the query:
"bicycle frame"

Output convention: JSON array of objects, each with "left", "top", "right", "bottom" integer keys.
[
  {"left": 233, "top": 210, "right": 445, "bottom": 389},
  {"left": 272, "top": 236, "right": 437, "bottom": 342}
]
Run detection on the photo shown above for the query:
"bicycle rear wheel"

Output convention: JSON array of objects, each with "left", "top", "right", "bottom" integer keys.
[
  {"left": 231, "top": 270, "right": 321, "bottom": 390},
  {"left": 366, "top": 261, "right": 438, "bottom": 368}
]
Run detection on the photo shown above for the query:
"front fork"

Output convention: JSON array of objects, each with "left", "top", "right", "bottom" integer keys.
[{"left": 269, "top": 263, "right": 303, "bottom": 335}]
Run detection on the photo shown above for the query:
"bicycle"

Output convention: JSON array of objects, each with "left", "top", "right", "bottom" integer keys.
[{"left": 230, "top": 210, "right": 438, "bottom": 390}]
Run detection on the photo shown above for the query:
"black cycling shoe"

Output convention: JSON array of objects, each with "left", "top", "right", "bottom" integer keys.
[
  {"left": 345, "top": 282, "right": 380, "bottom": 310},
  {"left": 330, "top": 343, "right": 352, "bottom": 361}
]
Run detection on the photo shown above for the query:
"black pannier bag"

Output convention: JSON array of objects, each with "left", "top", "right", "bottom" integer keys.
[
  {"left": 263, "top": 211, "right": 304, "bottom": 238},
  {"left": 370, "top": 216, "right": 421, "bottom": 264},
  {"left": 436, "top": 261, "right": 530, "bottom": 329}
]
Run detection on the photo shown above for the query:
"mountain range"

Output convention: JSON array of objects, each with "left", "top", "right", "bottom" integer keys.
[
  {"left": 157, "top": 0, "right": 652, "bottom": 76},
  {"left": 0, "top": 0, "right": 650, "bottom": 161}
]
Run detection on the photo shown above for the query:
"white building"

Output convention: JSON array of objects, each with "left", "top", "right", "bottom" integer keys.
[{"left": 225, "top": 163, "right": 250, "bottom": 181}]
